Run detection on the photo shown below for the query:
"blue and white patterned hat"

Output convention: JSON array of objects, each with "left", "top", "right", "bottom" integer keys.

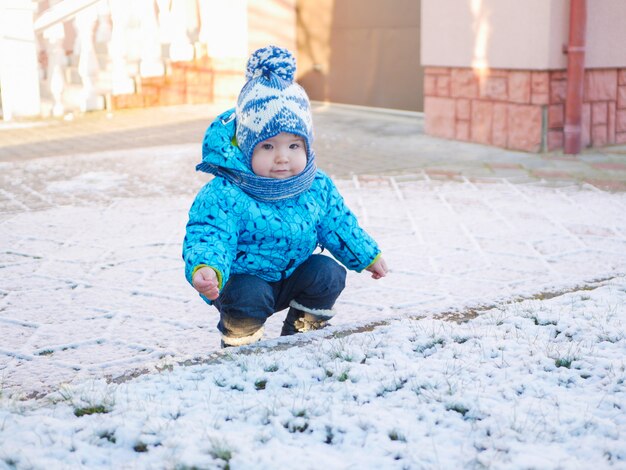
[{"left": 236, "top": 46, "right": 314, "bottom": 166}]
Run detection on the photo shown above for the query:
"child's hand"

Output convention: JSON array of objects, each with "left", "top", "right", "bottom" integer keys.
[
  {"left": 192, "top": 267, "right": 220, "bottom": 300},
  {"left": 366, "top": 257, "right": 388, "bottom": 280}
]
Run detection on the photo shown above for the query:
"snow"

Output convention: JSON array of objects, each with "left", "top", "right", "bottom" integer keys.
[
  {"left": 0, "top": 281, "right": 624, "bottom": 469},
  {"left": 0, "top": 145, "right": 625, "bottom": 469},
  {"left": 46, "top": 172, "right": 129, "bottom": 192}
]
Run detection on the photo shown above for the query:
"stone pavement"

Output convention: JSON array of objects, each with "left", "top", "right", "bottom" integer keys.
[
  {"left": 2, "top": 102, "right": 626, "bottom": 188},
  {"left": 1, "top": 103, "right": 625, "bottom": 398}
]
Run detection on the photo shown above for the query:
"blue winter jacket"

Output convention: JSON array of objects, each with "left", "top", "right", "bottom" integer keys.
[{"left": 183, "top": 109, "right": 381, "bottom": 301}]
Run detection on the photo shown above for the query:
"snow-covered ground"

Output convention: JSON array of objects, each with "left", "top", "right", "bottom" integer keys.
[
  {"left": 1, "top": 146, "right": 626, "bottom": 468},
  {"left": 0, "top": 279, "right": 624, "bottom": 469},
  {"left": 2, "top": 147, "right": 626, "bottom": 398}
]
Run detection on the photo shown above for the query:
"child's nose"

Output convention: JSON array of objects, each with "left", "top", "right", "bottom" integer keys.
[{"left": 275, "top": 148, "right": 289, "bottom": 162}]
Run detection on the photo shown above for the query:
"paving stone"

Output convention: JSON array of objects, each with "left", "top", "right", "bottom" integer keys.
[{"left": 1, "top": 104, "right": 626, "bottom": 398}]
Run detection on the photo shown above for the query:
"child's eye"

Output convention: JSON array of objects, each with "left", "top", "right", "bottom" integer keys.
[
  {"left": 261, "top": 143, "right": 273, "bottom": 150},
  {"left": 289, "top": 143, "right": 301, "bottom": 149}
]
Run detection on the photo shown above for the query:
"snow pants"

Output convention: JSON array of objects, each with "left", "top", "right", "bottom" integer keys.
[{"left": 214, "top": 255, "right": 346, "bottom": 347}]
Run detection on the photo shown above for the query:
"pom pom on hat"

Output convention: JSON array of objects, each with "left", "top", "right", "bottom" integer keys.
[
  {"left": 236, "top": 45, "right": 314, "bottom": 167},
  {"left": 245, "top": 46, "right": 296, "bottom": 82}
]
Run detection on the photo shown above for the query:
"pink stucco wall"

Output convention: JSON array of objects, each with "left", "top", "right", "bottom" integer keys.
[
  {"left": 585, "top": 0, "right": 626, "bottom": 69},
  {"left": 421, "top": 0, "right": 626, "bottom": 70}
]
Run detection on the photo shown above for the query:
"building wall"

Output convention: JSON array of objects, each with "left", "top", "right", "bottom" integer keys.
[
  {"left": 113, "top": 0, "right": 298, "bottom": 110},
  {"left": 297, "top": 0, "right": 423, "bottom": 111},
  {"left": 421, "top": 0, "right": 568, "bottom": 70},
  {"left": 422, "top": 0, "right": 626, "bottom": 152},
  {"left": 424, "top": 67, "right": 626, "bottom": 152},
  {"left": 295, "top": 0, "right": 334, "bottom": 102},
  {"left": 248, "top": 0, "right": 297, "bottom": 55},
  {"left": 422, "top": 0, "right": 626, "bottom": 71},
  {"left": 585, "top": 0, "right": 626, "bottom": 68}
]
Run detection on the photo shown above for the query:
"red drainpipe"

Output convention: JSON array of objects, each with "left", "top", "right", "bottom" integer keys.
[{"left": 563, "top": 0, "right": 587, "bottom": 154}]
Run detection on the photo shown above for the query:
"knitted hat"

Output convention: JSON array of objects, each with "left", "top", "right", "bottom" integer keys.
[{"left": 236, "top": 46, "right": 314, "bottom": 167}]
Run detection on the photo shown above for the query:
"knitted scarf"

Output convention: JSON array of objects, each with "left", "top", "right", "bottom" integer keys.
[{"left": 196, "top": 154, "right": 317, "bottom": 202}]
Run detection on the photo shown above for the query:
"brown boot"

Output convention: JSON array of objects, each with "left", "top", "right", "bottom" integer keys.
[{"left": 280, "top": 307, "right": 332, "bottom": 336}]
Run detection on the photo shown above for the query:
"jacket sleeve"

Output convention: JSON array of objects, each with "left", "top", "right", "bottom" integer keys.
[
  {"left": 182, "top": 179, "right": 240, "bottom": 289},
  {"left": 316, "top": 175, "right": 381, "bottom": 272}
]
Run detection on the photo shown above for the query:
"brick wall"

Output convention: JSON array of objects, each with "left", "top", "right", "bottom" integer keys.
[
  {"left": 111, "top": 56, "right": 216, "bottom": 110},
  {"left": 424, "top": 67, "right": 626, "bottom": 152}
]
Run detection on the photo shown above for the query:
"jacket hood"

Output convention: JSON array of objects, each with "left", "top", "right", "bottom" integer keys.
[
  {"left": 197, "top": 108, "right": 252, "bottom": 175},
  {"left": 196, "top": 107, "right": 318, "bottom": 202}
]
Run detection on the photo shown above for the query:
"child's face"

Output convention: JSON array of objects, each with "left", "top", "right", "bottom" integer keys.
[{"left": 251, "top": 133, "right": 307, "bottom": 179}]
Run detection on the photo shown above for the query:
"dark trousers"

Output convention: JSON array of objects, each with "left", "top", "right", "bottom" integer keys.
[{"left": 214, "top": 255, "right": 346, "bottom": 340}]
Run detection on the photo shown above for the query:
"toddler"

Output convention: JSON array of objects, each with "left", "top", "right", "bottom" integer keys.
[{"left": 183, "top": 45, "right": 387, "bottom": 347}]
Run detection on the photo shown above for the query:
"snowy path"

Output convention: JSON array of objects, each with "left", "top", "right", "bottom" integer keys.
[{"left": 1, "top": 149, "right": 626, "bottom": 399}]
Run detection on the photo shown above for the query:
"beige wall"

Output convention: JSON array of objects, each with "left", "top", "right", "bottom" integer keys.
[
  {"left": 297, "top": 0, "right": 423, "bottom": 111},
  {"left": 422, "top": 0, "right": 626, "bottom": 71},
  {"left": 248, "top": 0, "right": 297, "bottom": 55},
  {"left": 586, "top": 0, "right": 626, "bottom": 68},
  {"left": 202, "top": 0, "right": 298, "bottom": 102},
  {"left": 296, "top": 0, "right": 334, "bottom": 100}
]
